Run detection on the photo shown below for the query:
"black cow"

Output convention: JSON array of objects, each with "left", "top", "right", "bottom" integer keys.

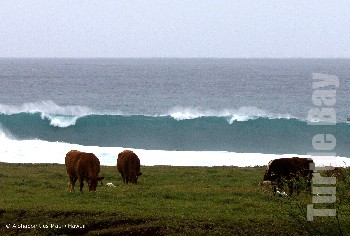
[{"left": 263, "top": 157, "right": 314, "bottom": 195}]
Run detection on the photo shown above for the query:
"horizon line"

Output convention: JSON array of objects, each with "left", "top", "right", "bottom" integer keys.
[{"left": 1, "top": 56, "right": 350, "bottom": 60}]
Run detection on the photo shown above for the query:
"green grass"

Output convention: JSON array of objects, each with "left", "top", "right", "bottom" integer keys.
[{"left": 0, "top": 162, "right": 349, "bottom": 235}]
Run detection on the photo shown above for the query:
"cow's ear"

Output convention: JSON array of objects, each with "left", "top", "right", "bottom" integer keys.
[{"left": 97, "top": 177, "right": 104, "bottom": 181}]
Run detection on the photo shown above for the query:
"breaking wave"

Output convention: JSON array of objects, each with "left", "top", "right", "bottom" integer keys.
[
  {"left": 0, "top": 101, "right": 297, "bottom": 128},
  {"left": 0, "top": 100, "right": 94, "bottom": 128},
  {"left": 1, "top": 103, "right": 349, "bottom": 156}
]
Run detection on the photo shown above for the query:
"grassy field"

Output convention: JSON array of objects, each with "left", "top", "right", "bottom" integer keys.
[{"left": 0, "top": 162, "right": 349, "bottom": 235}]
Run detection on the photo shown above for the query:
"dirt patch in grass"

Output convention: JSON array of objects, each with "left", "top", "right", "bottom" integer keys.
[
  {"left": 0, "top": 209, "right": 321, "bottom": 236},
  {"left": 0, "top": 209, "right": 166, "bottom": 235}
]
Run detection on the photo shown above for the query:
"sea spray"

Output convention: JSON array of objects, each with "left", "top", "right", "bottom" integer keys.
[{"left": 0, "top": 100, "right": 93, "bottom": 116}]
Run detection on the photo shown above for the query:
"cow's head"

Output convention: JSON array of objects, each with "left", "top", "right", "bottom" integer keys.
[
  {"left": 88, "top": 176, "right": 104, "bottom": 192},
  {"left": 129, "top": 172, "right": 142, "bottom": 184},
  {"left": 259, "top": 180, "right": 278, "bottom": 193}
]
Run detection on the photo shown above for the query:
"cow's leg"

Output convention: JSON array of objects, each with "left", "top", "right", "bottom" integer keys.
[
  {"left": 270, "top": 180, "right": 277, "bottom": 195},
  {"left": 277, "top": 179, "right": 283, "bottom": 193},
  {"left": 120, "top": 173, "right": 126, "bottom": 184},
  {"left": 274, "top": 182, "right": 278, "bottom": 194},
  {"left": 295, "top": 178, "right": 301, "bottom": 195},
  {"left": 79, "top": 179, "right": 84, "bottom": 192},
  {"left": 288, "top": 180, "right": 294, "bottom": 196},
  {"left": 67, "top": 178, "right": 72, "bottom": 192},
  {"left": 69, "top": 176, "right": 77, "bottom": 192},
  {"left": 72, "top": 178, "right": 77, "bottom": 191},
  {"left": 306, "top": 176, "right": 312, "bottom": 195},
  {"left": 307, "top": 180, "right": 312, "bottom": 195},
  {"left": 125, "top": 174, "right": 129, "bottom": 184}
]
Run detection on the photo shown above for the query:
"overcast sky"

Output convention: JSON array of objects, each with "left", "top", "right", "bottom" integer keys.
[{"left": 1, "top": 1, "right": 349, "bottom": 58}]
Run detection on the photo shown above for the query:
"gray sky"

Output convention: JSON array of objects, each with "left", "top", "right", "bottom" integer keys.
[{"left": 1, "top": 1, "right": 349, "bottom": 58}]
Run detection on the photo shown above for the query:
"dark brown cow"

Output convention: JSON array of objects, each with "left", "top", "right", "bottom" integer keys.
[
  {"left": 65, "top": 150, "right": 104, "bottom": 192},
  {"left": 263, "top": 157, "right": 314, "bottom": 195},
  {"left": 117, "top": 150, "right": 142, "bottom": 184}
]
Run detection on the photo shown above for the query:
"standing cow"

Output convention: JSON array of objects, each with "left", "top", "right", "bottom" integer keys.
[
  {"left": 117, "top": 150, "right": 142, "bottom": 184},
  {"left": 65, "top": 150, "right": 104, "bottom": 192},
  {"left": 263, "top": 157, "right": 314, "bottom": 195}
]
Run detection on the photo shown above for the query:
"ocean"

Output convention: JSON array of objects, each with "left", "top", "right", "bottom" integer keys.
[{"left": 0, "top": 58, "right": 349, "bottom": 166}]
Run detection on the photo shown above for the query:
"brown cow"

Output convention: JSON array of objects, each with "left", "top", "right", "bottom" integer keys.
[
  {"left": 65, "top": 150, "right": 104, "bottom": 192},
  {"left": 263, "top": 157, "right": 314, "bottom": 195},
  {"left": 117, "top": 150, "right": 142, "bottom": 184}
]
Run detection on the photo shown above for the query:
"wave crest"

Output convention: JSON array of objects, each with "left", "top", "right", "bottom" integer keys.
[
  {"left": 167, "top": 106, "right": 293, "bottom": 122},
  {"left": 0, "top": 100, "right": 94, "bottom": 128},
  {"left": 0, "top": 102, "right": 296, "bottom": 127},
  {"left": 0, "top": 100, "right": 93, "bottom": 116}
]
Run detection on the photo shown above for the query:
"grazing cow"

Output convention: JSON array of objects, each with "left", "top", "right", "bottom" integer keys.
[
  {"left": 117, "top": 150, "right": 142, "bottom": 184},
  {"left": 65, "top": 150, "right": 104, "bottom": 192},
  {"left": 263, "top": 157, "right": 314, "bottom": 195}
]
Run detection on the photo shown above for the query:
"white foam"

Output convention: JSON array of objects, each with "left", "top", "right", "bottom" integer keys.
[
  {"left": 167, "top": 106, "right": 294, "bottom": 122},
  {"left": 0, "top": 130, "right": 348, "bottom": 167},
  {"left": 40, "top": 113, "right": 79, "bottom": 128},
  {"left": 167, "top": 107, "right": 217, "bottom": 120}
]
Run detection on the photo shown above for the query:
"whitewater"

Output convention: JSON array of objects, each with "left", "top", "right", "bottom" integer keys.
[{"left": 1, "top": 129, "right": 348, "bottom": 167}]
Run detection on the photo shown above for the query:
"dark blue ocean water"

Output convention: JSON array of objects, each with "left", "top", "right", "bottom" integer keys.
[{"left": 0, "top": 58, "right": 349, "bottom": 155}]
